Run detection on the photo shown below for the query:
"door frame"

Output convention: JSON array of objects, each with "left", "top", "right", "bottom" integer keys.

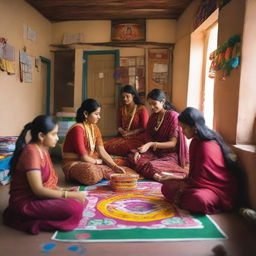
[
  {"left": 40, "top": 56, "right": 51, "bottom": 114},
  {"left": 82, "top": 50, "right": 120, "bottom": 100}
]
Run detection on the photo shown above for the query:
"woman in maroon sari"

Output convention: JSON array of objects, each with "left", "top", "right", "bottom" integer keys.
[
  {"left": 159, "top": 107, "right": 239, "bottom": 214},
  {"left": 128, "top": 89, "right": 189, "bottom": 180},
  {"left": 3, "top": 115, "right": 87, "bottom": 234},
  {"left": 104, "top": 85, "right": 149, "bottom": 156}
]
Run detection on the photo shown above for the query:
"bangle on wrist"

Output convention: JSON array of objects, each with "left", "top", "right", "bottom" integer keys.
[
  {"left": 62, "top": 190, "right": 68, "bottom": 198},
  {"left": 95, "top": 159, "right": 97, "bottom": 165}
]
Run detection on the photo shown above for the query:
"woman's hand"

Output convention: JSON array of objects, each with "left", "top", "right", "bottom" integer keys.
[
  {"left": 118, "top": 127, "right": 125, "bottom": 135},
  {"left": 153, "top": 172, "right": 184, "bottom": 183},
  {"left": 137, "top": 142, "right": 151, "bottom": 154},
  {"left": 134, "top": 151, "right": 141, "bottom": 162},
  {"left": 122, "top": 130, "right": 130, "bottom": 138},
  {"left": 112, "top": 165, "right": 126, "bottom": 174},
  {"left": 72, "top": 191, "right": 88, "bottom": 204}
]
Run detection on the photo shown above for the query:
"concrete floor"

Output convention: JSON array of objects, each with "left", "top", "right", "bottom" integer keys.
[{"left": 0, "top": 160, "right": 256, "bottom": 256}]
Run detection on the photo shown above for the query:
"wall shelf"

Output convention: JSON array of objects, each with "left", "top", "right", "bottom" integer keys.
[{"left": 50, "top": 41, "right": 174, "bottom": 49}]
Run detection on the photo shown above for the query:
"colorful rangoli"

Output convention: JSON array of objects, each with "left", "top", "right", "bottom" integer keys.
[{"left": 76, "top": 181, "right": 202, "bottom": 230}]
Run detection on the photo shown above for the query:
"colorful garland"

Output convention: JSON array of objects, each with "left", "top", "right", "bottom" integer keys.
[{"left": 209, "top": 34, "right": 241, "bottom": 79}]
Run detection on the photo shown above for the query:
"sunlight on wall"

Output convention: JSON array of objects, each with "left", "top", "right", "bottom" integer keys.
[{"left": 203, "top": 24, "right": 218, "bottom": 129}]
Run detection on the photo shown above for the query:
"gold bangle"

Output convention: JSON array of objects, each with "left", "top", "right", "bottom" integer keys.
[
  {"left": 64, "top": 191, "right": 68, "bottom": 198},
  {"left": 95, "top": 159, "right": 97, "bottom": 165}
]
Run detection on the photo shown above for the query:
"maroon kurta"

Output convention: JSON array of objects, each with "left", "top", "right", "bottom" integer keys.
[
  {"left": 161, "top": 137, "right": 238, "bottom": 214},
  {"left": 129, "top": 110, "right": 189, "bottom": 179},
  {"left": 3, "top": 144, "right": 84, "bottom": 234}
]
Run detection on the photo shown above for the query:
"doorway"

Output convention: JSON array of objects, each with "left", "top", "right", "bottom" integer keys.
[
  {"left": 83, "top": 50, "right": 119, "bottom": 136},
  {"left": 40, "top": 56, "right": 51, "bottom": 114},
  {"left": 54, "top": 50, "right": 75, "bottom": 114}
]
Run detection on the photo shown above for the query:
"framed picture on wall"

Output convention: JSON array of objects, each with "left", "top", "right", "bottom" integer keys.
[{"left": 111, "top": 19, "right": 146, "bottom": 41}]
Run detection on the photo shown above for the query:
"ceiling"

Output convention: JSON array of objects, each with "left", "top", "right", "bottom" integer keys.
[{"left": 25, "top": 0, "right": 193, "bottom": 22}]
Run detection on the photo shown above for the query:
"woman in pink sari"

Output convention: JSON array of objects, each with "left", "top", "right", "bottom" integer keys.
[
  {"left": 104, "top": 85, "right": 149, "bottom": 156},
  {"left": 159, "top": 107, "right": 239, "bottom": 214},
  {"left": 128, "top": 89, "right": 189, "bottom": 180},
  {"left": 3, "top": 115, "right": 87, "bottom": 234}
]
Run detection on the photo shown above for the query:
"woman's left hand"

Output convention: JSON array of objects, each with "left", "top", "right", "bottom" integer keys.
[
  {"left": 122, "top": 130, "right": 132, "bottom": 138},
  {"left": 138, "top": 143, "right": 151, "bottom": 153}
]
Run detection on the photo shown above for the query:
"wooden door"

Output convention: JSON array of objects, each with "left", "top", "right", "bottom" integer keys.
[{"left": 87, "top": 54, "right": 118, "bottom": 136}]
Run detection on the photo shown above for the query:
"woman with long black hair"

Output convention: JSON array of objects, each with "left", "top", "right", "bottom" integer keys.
[
  {"left": 3, "top": 115, "right": 86, "bottom": 234},
  {"left": 160, "top": 107, "right": 239, "bottom": 214}
]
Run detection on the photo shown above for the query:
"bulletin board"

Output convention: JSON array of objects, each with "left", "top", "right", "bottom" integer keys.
[
  {"left": 117, "top": 56, "right": 145, "bottom": 93},
  {"left": 148, "top": 49, "right": 170, "bottom": 93}
]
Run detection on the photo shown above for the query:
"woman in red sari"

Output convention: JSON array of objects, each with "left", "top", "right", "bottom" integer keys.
[
  {"left": 3, "top": 115, "right": 86, "bottom": 234},
  {"left": 104, "top": 85, "right": 149, "bottom": 156},
  {"left": 62, "top": 99, "right": 126, "bottom": 186},
  {"left": 159, "top": 107, "right": 239, "bottom": 214},
  {"left": 128, "top": 89, "right": 189, "bottom": 180}
]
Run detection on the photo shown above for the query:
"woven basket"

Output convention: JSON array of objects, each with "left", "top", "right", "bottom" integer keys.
[{"left": 110, "top": 173, "right": 139, "bottom": 192}]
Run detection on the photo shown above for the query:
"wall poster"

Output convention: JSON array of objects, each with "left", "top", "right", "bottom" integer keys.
[{"left": 111, "top": 20, "right": 146, "bottom": 41}]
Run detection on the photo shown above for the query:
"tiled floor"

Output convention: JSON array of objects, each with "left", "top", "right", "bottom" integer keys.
[{"left": 0, "top": 161, "right": 256, "bottom": 256}]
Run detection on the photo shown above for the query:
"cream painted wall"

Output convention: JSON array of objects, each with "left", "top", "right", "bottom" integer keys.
[
  {"left": 52, "top": 20, "right": 176, "bottom": 44},
  {"left": 214, "top": 0, "right": 245, "bottom": 144},
  {"left": 51, "top": 21, "right": 111, "bottom": 44},
  {"left": 147, "top": 20, "right": 176, "bottom": 43},
  {"left": 172, "top": 36, "right": 190, "bottom": 111},
  {"left": 236, "top": 0, "right": 256, "bottom": 144},
  {"left": 172, "top": 0, "right": 199, "bottom": 112},
  {"left": 0, "top": 0, "right": 52, "bottom": 136}
]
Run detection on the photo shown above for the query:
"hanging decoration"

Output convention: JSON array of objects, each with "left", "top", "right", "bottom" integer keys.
[
  {"left": 208, "top": 34, "right": 241, "bottom": 80},
  {"left": 0, "top": 37, "right": 15, "bottom": 75}
]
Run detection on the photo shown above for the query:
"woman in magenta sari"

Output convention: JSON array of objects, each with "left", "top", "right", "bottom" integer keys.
[
  {"left": 159, "top": 107, "right": 239, "bottom": 214},
  {"left": 3, "top": 115, "right": 87, "bottom": 234},
  {"left": 128, "top": 89, "right": 189, "bottom": 180},
  {"left": 104, "top": 85, "right": 149, "bottom": 156}
]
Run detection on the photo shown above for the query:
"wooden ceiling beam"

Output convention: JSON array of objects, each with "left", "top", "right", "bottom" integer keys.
[{"left": 25, "top": 0, "right": 193, "bottom": 21}]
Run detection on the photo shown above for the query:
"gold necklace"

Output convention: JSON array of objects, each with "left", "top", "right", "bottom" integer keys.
[
  {"left": 154, "top": 111, "right": 166, "bottom": 131},
  {"left": 123, "top": 104, "right": 137, "bottom": 131},
  {"left": 83, "top": 122, "right": 95, "bottom": 152}
]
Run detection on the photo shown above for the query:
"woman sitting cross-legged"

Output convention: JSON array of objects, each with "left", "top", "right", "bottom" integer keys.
[
  {"left": 128, "top": 89, "right": 189, "bottom": 180},
  {"left": 3, "top": 115, "right": 87, "bottom": 235},
  {"left": 62, "top": 98, "right": 126, "bottom": 186},
  {"left": 159, "top": 107, "right": 239, "bottom": 214},
  {"left": 104, "top": 85, "right": 149, "bottom": 156}
]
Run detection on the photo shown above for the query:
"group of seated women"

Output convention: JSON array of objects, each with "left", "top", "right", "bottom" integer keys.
[{"left": 3, "top": 85, "right": 240, "bottom": 235}]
